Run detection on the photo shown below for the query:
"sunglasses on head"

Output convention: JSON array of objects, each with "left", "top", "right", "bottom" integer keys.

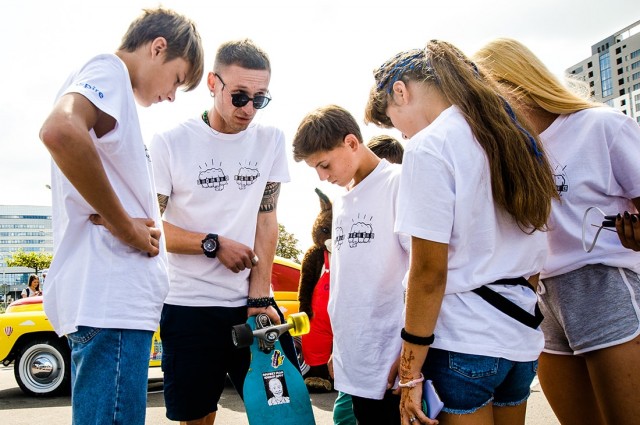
[{"left": 215, "top": 73, "right": 272, "bottom": 109}]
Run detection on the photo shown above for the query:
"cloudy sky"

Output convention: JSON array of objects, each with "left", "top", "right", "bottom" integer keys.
[{"left": 1, "top": 0, "right": 638, "bottom": 250}]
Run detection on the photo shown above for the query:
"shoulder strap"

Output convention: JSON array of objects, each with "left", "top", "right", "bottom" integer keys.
[{"left": 471, "top": 277, "right": 543, "bottom": 329}]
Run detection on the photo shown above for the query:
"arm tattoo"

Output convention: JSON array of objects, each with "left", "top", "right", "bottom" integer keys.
[
  {"left": 400, "top": 348, "right": 417, "bottom": 380},
  {"left": 157, "top": 194, "right": 169, "bottom": 215},
  {"left": 259, "top": 182, "right": 280, "bottom": 213}
]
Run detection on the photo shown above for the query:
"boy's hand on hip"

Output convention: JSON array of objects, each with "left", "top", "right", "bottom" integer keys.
[{"left": 89, "top": 214, "right": 161, "bottom": 257}]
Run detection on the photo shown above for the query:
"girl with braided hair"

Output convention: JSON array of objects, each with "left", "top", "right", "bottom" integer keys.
[{"left": 365, "top": 40, "right": 558, "bottom": 424}]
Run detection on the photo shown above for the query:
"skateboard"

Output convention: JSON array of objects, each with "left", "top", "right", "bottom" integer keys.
[{"left": 232, "top": 312, "right": 316, "bottom": 425}]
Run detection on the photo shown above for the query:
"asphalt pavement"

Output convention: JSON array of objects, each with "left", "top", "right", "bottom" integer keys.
[{"left": 0, "top": 366, "right": 560, "bottom": 424}]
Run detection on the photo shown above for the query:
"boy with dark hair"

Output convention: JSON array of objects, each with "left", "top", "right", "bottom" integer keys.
[
  {"left": 293, "top": 105, "right": 409, "bottom": 425},
  {"left": 367, "top": 134, "right": 404, "bottom": 164},
  {"left": 39, "top": 8, "right": 204, "bottom": 425}
]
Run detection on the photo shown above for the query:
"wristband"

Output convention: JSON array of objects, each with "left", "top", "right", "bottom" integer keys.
[
  {"left": 401, "top": 328, "right": 435, "bottom": 346},
  {"left": 398, "top": 373, "right": 425, "bottom": 388},
  {"left": 247, "top": 297, "right": 276, "bottom": 308}
]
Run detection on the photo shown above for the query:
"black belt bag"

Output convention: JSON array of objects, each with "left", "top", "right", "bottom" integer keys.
[{"left": 472, "top": 277, "right": 543, "bottom": 329}]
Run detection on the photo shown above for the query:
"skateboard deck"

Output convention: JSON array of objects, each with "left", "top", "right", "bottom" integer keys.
[{"left": 232, "top": 313, "right": 316, "bottom": 425}]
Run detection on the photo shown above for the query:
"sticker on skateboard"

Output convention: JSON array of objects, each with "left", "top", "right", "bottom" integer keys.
[{"left": 232, "top": 312, "right": 315, "bottom": 425}]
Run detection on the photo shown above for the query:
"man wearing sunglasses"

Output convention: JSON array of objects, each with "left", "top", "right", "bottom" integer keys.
[{"left": 150, "top": 39, "right": 296, "bottom": 425}]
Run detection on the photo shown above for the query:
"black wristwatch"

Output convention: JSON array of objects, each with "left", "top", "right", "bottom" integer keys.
[{"left": 201, "top": 233, "right": 219, "bottom": 258}]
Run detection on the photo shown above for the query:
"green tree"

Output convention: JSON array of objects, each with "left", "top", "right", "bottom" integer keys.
[
  {"left": 6, "top": 250, "right": 53, "bottom": 274},
  {"left": 277, "top": 223, "right": 302, "bottom": 264}
]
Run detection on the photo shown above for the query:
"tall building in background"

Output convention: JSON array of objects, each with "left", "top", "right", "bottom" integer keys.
[
  {"left": 567, "top": 19, "right": 640, "bottom": 124},
  {"left": 0, "top": 205, "right": 53, "bottom": 291}
]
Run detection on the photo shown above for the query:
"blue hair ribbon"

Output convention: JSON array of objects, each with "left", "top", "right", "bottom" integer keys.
[
  {"left": 376, "top": 50, "right": 425, "bottom": 93},
  {"left": 501, "top": 99, "right": 543, "bottom": 160}
]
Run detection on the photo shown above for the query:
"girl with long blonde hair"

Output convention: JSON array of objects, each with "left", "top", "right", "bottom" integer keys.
[{"left": 474, "top": 37, "right": 640, "bottom": 425}]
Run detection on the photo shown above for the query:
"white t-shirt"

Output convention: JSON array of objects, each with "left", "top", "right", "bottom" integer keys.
[
  {"left": 22, "top": 288, "right": 38, "bottom": 298},
  {"left": 45, "top": 54, "right": 170, "bottom": 336},
  {"left": 540, "top": 107, "right": 640, "bottom": 278},
  {"left": 150, "top": 119, "right": 290, "bottom": 306},
  {"left": 395, "top": 106, "right": 545, "bottom": 361},
  {"left": 328, "top": 160, "right": 410, "bottom": 399}
]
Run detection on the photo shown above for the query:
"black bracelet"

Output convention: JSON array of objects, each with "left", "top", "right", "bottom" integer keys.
[
  {"left": 401, "top": 328, "right": 435, "bottom": 346},
  {"left": 247, "top": 297, "right": 276, "bottom": 308}
]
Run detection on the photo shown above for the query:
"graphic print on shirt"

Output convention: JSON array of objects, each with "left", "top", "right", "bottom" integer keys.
[
  {"left": 197, "top": 160, "right": 229, "bottom": 190},
  {"left": 333, "top": 222, "right": 345, "bottom": 251},
  {"left": 553, "top": 164, "right": 568, "bottom": 196},
  {"left": 348, "top": 213, "right": 375, "bottom": 248},
  {"left": 235, "top": 161, "right": 260, "bottom": 190},
  {"left": 144, "top": 145, "right": 151, "bottom": 162}
]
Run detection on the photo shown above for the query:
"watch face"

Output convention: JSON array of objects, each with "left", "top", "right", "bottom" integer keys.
[{"left": 203, "top": 239, "right": 217, "bottom": 252}]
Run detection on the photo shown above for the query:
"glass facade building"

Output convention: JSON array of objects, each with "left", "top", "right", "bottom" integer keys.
[
  {"left": 0, "top": 205, "right": 53, "bottom": 293},
  {"left": 567, "top": 19, "right": 640, "bottom": 124}
]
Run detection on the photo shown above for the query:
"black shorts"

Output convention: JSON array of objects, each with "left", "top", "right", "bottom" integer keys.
[{"left": 160, "top": 303, "right": 299, "bottom": 421}]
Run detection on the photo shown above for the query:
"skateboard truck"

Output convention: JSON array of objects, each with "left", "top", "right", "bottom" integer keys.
[{"left": 232, "top": 312, "right": 310, "bottom": 353}]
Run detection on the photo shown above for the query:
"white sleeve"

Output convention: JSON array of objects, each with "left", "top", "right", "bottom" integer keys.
[
  {"left": 609, "top": 115, "right": 640, "bottom": 199},
  {"left": 149, "top": 133, "right": 172, "bottom": 197},
  {"left": 267, "top": 129, "right": 291, "bottom": 183}
]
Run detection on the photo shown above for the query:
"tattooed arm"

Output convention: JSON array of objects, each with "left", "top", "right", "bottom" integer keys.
[
  {"left": 156, "top": 193, "right": 256, "bottom": 272},
  {"left": 157, "top": 194, "right": 169, "bottom": 216},
  {"left": 399, "top": 237, "right": 447, "bottom": 425},
  {"left": 248, "top": 182, "right": 281, "bottom": 323}
]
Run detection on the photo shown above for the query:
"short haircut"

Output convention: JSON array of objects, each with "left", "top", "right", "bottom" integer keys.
[
  {"left": 367, "top": 135, "right": 404, "bottom": 164},
  {"left": 214, "top": 38, "right": 271, "bottom": 73},
  {"left": 292, "top": 105, "right": 363, "bottom": 162},
  {"left": 119, "top": 7, "right": 204, "bottom": 91}
]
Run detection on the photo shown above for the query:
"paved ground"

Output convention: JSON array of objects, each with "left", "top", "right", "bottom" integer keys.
[{"left": 0, "top": 366, "right": 559, "bottom": 424}]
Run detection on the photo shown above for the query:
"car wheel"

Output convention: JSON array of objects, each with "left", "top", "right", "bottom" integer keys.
[{"left": 14, "top": 337, "right": 71, "bottom": 397}]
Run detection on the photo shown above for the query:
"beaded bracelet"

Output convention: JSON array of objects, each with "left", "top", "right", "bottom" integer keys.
[
  {"left": 398, "top": 373, "right": 425, "bottom": 388},
  {"left": 401, "top": 328, "right": 435, "bottom": 346},
  {"left": 247, "top": 297, "right": 276, "bottom": 308}
]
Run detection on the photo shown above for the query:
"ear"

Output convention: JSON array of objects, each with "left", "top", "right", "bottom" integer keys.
[
  {"left": 391, "top": 80, "right": 410, "bottom": 106},
  {"left": 150, "top": 37, "right": 168, "bottom": 59},
  {"left": 207, "top": 71, "right": 216, "bottom": 92},
  {"left": 344, "top": 134, "right": 360, "bottom": 151}
]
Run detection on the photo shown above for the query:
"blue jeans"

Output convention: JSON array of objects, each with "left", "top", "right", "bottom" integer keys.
[
  {"left": 423, "top": 348, "right": 537, "bottom": 414},
  {"left": 67, "top": 327, "right": 153, "bottom": 425}
]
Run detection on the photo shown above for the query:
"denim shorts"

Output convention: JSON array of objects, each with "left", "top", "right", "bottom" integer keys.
[
  {"left": 422, "top": 348, "right": 537, "bottom": 414},
  {"left": 67, "top": 327, "right": 153, "bottom": 425}
]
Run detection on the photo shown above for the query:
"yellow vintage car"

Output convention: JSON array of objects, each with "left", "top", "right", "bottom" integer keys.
[{"left": 0, "top": 256, "right": 301, "bottom": 397}]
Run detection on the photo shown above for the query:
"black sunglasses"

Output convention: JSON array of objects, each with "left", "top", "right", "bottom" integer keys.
[{"left": 214, "top": 73, "right": 271, "bottom": 109}]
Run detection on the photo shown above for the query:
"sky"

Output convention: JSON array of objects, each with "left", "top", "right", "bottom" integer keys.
[{"left": 1, "top": 0, "right": 638, "bottom": 251}]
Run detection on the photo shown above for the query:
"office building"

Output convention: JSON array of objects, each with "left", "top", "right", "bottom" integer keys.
[
  {"left": 566, "top": 19, "right": 640, "bottom": 124},
  {"left": 0, "top": 205, "right": 52, "bottom": 293}
]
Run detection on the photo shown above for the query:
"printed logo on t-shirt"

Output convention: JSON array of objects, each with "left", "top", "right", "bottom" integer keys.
[
  {"left": 197, "top": 160, "right": 229, "bottom": 190},
  {"left": 334, "top": 225, "right": 345, "bottom": 251},
  {"left": 234, "top": 161, "right": 260, "bottom": 190},
  {"left": 144, "top": 145, "right": 151, "bottom": 162},
  {"left": 554, "top": 165, "right": 568, "bottom": 196},
  {"left": 197, "top": 160, "right": 261, "bottom": 191},
  {"left": 334, "top": 214, "right": 375, "bottom": 250},
  {"left": 76, "top": 82, "right": 104, "bottom": 99}
]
